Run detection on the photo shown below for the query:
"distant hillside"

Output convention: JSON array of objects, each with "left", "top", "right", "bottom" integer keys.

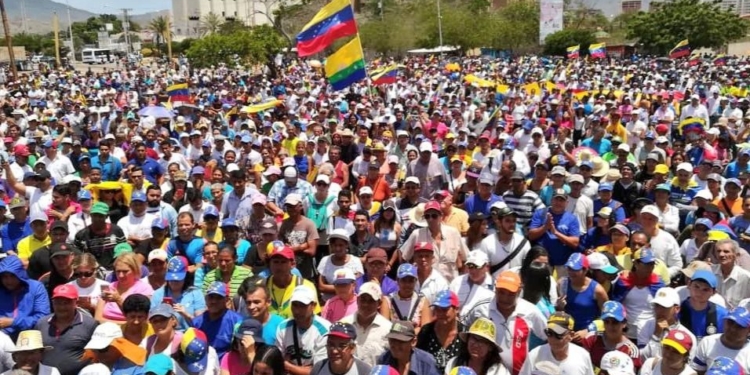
[{"left": 5, "top": 0, "right": 167, "bottom": 34}]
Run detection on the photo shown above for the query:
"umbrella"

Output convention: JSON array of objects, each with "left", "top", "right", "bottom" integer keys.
[{"left": 137, "top": 105, "right": 173, "bottom": 119}]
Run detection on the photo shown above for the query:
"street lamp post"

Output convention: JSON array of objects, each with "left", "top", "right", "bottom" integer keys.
[
  {"left": 66, "top": 0, "right": 75, "bottom": 61},
  {"left": 437, "top": 0, "right": 443, "bottom": 51}
]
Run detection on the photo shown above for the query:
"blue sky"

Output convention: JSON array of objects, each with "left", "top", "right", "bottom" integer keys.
[{"left": 54, "top": 0, "right": 172, "bottom": 14}]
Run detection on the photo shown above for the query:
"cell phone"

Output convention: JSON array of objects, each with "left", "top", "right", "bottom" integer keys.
[
  {"left": 100, "top": 284, "right": 109, "bottom": 293},
  {"left": 163, "top": 297, "right": 174, "bottom": 305}
]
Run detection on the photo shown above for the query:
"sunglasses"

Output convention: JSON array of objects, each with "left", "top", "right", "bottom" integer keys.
[
  {"left": 74, "top": 271, "right": 95, "bottom": 278},
  {"left": 544, "top": 329, "right": 566, "bottom": 340},
  {"left": 424, "top": 213, "right": 440, "bottom": 220}
]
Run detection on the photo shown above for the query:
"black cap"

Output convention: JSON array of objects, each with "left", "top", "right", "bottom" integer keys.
[
  {"left": 511, "top": 171, "right": 525, "bottom": 180},
  {"left": 49, "top": 243, "right": 73, "bottom": 257},
  {"left": 234, "top": 318, "right": 263, "bottom": 340},
  {"left": 50, "top": 220, "right": 68, "bottom": 233},
  {"left": 36, "top": 170, "right": 52, "bottom": 180},
  {"left": 469, "top": 212, "right": 487, "bottom": 222}
]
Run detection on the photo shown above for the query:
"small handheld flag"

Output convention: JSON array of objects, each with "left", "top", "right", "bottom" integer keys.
[
  {"left": 566, "top": 45, "right": 580, "bottom": 59},
  {"left": 669, "top": 39, "right": 690, "bottom": 59}
]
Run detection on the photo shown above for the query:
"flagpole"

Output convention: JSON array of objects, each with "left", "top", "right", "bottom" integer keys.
[{"left": 355, "top": 32, "right": 375, "bottom": 102}]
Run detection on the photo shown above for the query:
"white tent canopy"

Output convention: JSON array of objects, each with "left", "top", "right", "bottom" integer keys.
[{"left": 406, "top": 46, "right": 461, "bottom": 54}]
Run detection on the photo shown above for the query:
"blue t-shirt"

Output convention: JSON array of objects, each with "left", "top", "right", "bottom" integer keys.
[
  {"left": 219, "top": 239, "right": 251, "bottom": 264},
  {"left": 167, "top": 237, "right": 204, "bottom": 265},
  {"left": 192, "top": 309, "right": 243, "bottom": 359},
  {"left": 679, "top": 301, "right": 727, "bottom": 340},
  {"left": 529, "top": 208, "right": 581, "bottom": 266},
  {"left": 593, "top": 199, "right": 627, "bottom": 223},
  {"left": 127, "top": 158, "right": 165, "bottom": 185},
  {"left": 263, "top": 314, "right": 284, "bottom": 345},
  {"left": 151, "top": 286, "right": 207, "bottom": 332},
  {"left": 581, "top": 138, "right": 612, "bottom": 156},
  {"left": 0, "top": 220, "right": 31, "bottom": 252},
  {"left": 725, "top": 161, "right": 750, "bottom": 179},
  {"left": 464, "top": 194, "right": 503, "bottom": 216},
  {"left": 731, "top": 216, "right": 750, "bottom": 253}
]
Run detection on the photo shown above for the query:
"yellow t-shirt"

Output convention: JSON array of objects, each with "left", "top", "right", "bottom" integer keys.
[
  {"left": 195, "top": 228, "right": 223, "bottom": 243},
  {"left": 17, "top": 235, "right": 51, "bottom": 261},
  {"left": 282, "top": 138, "right": 301, "bottom": 156},
  {"left": 268, "top": 276, "right": 321, "bottom": 319},
  {"left": 596, "top": 245, "right": 670, "bottom": 284}
]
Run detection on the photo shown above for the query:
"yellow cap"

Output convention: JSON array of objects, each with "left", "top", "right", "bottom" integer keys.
[{"left": 654, "top": 164, "right": 669, "bottom": 174}]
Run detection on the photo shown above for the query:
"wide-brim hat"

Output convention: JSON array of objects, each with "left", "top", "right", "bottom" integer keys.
[
  {"left": 407, "top": 203, "right": 427, "bottom": 227},
  {"left": 9, "top": 330, "right": 53, "bottom": 352},
  {"left": 591, "top": 156, "right": 610, "bottom": 178},
  {"left": 458, "top": 317, "right": 500, "bottom": 351}
]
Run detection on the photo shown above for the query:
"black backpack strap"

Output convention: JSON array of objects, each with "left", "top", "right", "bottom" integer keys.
[
  {"left": 490, "top": 238, "right": 528, "bottom": 274},
  {"left": 291, "top": 320, "right": 303, "bottom": 366},
  {"left": 408, "top": 295, "right": 423, "bottom": 321}
]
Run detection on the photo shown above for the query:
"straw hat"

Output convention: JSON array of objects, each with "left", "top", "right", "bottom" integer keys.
[
  {"left": 591, "top": 157, "right": 610, "bottom": 178},
  {"left": 459, "top": 317, "right": 500, "bottom": 351},
  {"left": 604, "top": 169, "right": 622, "bottom": 184},
  {"left": 407, "top": 203, "right": 427, "bottom": 227},
  {"left": 9, "top": 330, "right": 52, "bottom": 352}
]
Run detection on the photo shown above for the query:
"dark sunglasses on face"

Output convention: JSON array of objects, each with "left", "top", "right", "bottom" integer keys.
[
  {"left": 424, "top": 213, "right": 440, "bottom": 220},
  {"left": 544, "top": 329, "right": 566, "bottom": 340},
  {"left": 75, "top": 271, "right": 95, "bottom": 278}
]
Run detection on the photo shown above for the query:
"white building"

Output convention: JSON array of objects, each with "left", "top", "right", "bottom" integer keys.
[{"left": 171, "top": 0, "right": 275, "bottom": 37}]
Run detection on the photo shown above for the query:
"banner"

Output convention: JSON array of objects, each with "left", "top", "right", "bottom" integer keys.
[{"left": 539, "top": 0, "right": 563, "bottom": 44}]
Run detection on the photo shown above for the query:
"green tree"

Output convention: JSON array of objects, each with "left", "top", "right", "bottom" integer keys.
[
  {"left": 199, "top": 12, "right": 224, "bottom": 36},
  {"left": 543, "top": 28, "right": 596, "bottom": 55},
  {"left": 149, "top": 16, "right": 171, "bottom": 56},
  {"left": 626, "top": 0, "right": 749, "bottom": 54},
  {"left": 186, "top": 26, "right": 286, "bottom": 76}
]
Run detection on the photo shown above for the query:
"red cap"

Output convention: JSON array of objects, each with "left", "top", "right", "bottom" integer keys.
[
  {"left": 478, "top": 131, "right": 491, "bottom": 140},
  {"left": 424, "top": 200, "right": 441, "bottom": 213},
  {"left": 662, "top": 329, "right": 693, "bottom": 355},
  {"left": 52, "top": 284, "right": 79, "bottom": 300},
  {"left": 13, "top": 144, "right": 29, "bottom": 157},
  {"left": 655, "top": 123, "right": 669, "bottom": 135},
  {"left": 3, "top": 137, "right": 12, "bottom": 143},
  {"left": 269, "top": 246, "right": 295, "bottom": 261},
  {"left": 414, "top": 242, "right": 434, "bottom": 252},
  {"left": 433, "top": 190, "right": 450, "bottom": 199}
]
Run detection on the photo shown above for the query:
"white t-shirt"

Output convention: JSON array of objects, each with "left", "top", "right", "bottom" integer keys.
[
  {"left": 178, "top": 201, "right": 210, "bottom": 225},
  {"left": 38, "top": 154, "right": 75, "bottom": 182},
  {"left": 68, "top": 212, "right": 110, "bottom": 242},
  {"left": 478, "top": 232, "right": 530, "bottom": 278},
  {"left": 275, "top": 316, "right": 331, "bottom": 366},
  {"left": 68, "top": 279, "right": 110, "bottom": 306},
  {"left": 316, "top": 256, "right": 364, "bottom": 300},
  {"left": 26, "top": 186, "right": 52, "bottom": 217},
  {"left": 448, "top": 274, "right": 494, "bottom": 322},
  {"left": 117, "top": 212, "right": 157, "bottom": 240},
  {"left": 567, "top": 194, "right": 594, "bottom": 233},
  {"left": 691, "top": 333, "right": 750, "bottom": 372},
  {"left": 640, "top": 358, "right": 697, "bottom": 375},
  {"left": 518, "top": 343, "right": 595, "bottom": 375}
]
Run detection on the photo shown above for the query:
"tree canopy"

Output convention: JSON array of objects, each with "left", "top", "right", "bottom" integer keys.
[
  {"left": 71, "top": 14, "right": 141, "bottom": 48},
  {"left": 543, "top": 29, "right": 596, "bottom": 56},
  {"left": 625, "top": 0, "right": 749, "bottom": 54}
]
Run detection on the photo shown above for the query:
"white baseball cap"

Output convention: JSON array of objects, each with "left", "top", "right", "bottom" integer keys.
[
  {"left": 359, "top": 281, "right": 382, "bottom": 300},
  {"left": 290, "top": 285, "right": 316, "bottom": 305},
  {"left": 466, "top": 250, "right": 489, "bottom": 267},
  {"left": 599, "top": 351, "right": 635, "bottom": 375},
  {"left": 587, "top": 252, "right": 618, "bottom": 274},
  {"left": 359, "top": 186, "right": 374, "bottom": 196},
  {"left": 419, "top": 142, "right": 433, "bottom": 153},
  {"left": 148, "top": 249, "right": 168, "bottom": 263},
  {"left": 84, "top": 322, "right": 123, "bottom": 350},
  {"left": 676, "top": 162, "right": 693, "bottom": 173},
  {"left": 651, "top": 287, "right": 680, "bottom": 308},
  {"left": 640, "top": 205, "right": 660, "bottom": 217}
]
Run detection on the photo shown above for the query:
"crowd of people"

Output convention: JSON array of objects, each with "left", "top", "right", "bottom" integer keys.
[{"left": 0, "top": 52, "right": 748, "bottom": 375}]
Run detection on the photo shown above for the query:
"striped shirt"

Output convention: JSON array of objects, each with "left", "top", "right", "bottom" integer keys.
[
  {"left": 502, "top": 190, "right": 545, "bottom": 227},
  {"left": 201, "top": 266, "right": 253, "bottom": 298}
]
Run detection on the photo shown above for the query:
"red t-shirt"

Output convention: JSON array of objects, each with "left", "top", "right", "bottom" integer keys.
[{"left": 581, "top": 334, "right": 642, "bottom": 371}]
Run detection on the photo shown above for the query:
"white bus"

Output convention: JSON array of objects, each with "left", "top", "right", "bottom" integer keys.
[{"left": 81, "top": 48, "right": 116, "bottom": 64}]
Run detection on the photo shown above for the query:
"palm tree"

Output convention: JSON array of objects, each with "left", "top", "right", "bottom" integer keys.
[
  {"left": 199, "top": 12, "right": 224, "bottom": 36},
  {"left": 149, "top": 16, "right": 170, "bottom": 56}
]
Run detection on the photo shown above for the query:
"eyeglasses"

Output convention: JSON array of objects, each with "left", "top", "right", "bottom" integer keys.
[
  {"left": 424, "top": 214, "right": 440, "bottom": 220},
  {"left": 74, "top": 271, "right": 95, "bottom": 278},
  {"left": 327, "top": 342, "right": 351, "bottom": 352},
  {"left": 544, "top": 329, "right": 566, "bottom": 340},
  {"left": 467, "top": 264, "right": 480, "bottom": 270}
]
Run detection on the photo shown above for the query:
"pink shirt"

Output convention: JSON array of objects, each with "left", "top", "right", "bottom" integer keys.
[
  {"left": 321, "top": 295, "right": 358, "bottom": 323},
  {"left": 220, "top": 351, "right": 251, "bottom": 374},
  {"left": 102, "top": 280, "right": 154, "bottom": 321}
]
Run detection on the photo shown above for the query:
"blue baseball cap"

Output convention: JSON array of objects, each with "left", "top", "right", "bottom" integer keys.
[
  {"left": 598, "top": 182, "right": 614, "bottom": 192},
  {"left": 600, "top": 301, "right": 626, "bottom": 322},
  {"left": 151, "top": 218, "right": 169, "bottom": 230},
  {"left": 221, "top": 218, "right": 238, "bottom": 228},
  {"left": 78, "top": 154, "right": 91, "bottom": 162},
  {"left": 131, "top": 191, "right": 146, "bottom": 203},
  {"left": 206, "top": 281, "right": 229, "bottom": 297},
  {"left": 43, "top": 139, "right": 56, "bottom": 148},
  {"left": 502, "top": 139, "right": 515, "bottom": 150},
  {"left": 707, "top": 357, "right": 745, "bottom": 375},
  {"left": 431, "top": 290, "right": 459, "bottom": 308},
  {"left": 23, "top": 171, "right": 36, "bottom": 180},
  {"left": 149, "top": 303, "right": 176, "bottom": 320},
  {"left": 522, "top": 119, "right": 534, "bottom": 130},
  {"left": 78, "top": 190, "right": 92, "bottom": 201},
  {"left": 579, "top": 160, "right": 593, "bottom": 169},
  {"left": 241, "top": 135, "right": 252, "bottom": 144},
  {"left": 691, "top": 270, "right": 717, "bottom": 289},
  {"left": 143, "top": 353, "right": 173, "bottom": 375},
  {"left": 726, "top": 307, "right": 750, "bottom": 328},
  {"left": 634, "top": 248, "right": 656, "bottom": 264},
  {"left": 234, "top": 318, "right": 263, "bottom": 340},
  {"left": 695, "top": 218, "right": 714, "bottom": 230},
  {"left": 740, "top": 149, "right": 750, "bottom": 157},
  {"left": 166, "top": 256, "right": 188, "bottom": 281},
  {"left": 203, "top": 205, "right": 219, "bottom": 218},
  {"left": 645, "top": 131, "right": 656, "bottom": 140},
  {"left": 397, "top": 263, "right": 417, "bottom": 279},
  {"left": 565, "top": 253, "right": 589, "bottom": 271},
  {"left": 201, "top": 140, "right": 211, "bottom": 148}
]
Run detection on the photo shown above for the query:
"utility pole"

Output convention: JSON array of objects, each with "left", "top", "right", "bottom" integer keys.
[
  {"left": 53, "top": 13, "right": 61, "bottom": 67},
  {"left": 121, "top": 8, "right": 133, "bottom": 55},
  {"left": 66, "top": 0, "right": 74, "bottom": 61},
  {"left": 0, "top": 0, "right": 17, "bottom": 81},
  {"left": 166, "top": 14, "right": 173, "bottom": 69},
  {"left": 20, "top": 0, "right": 27, "bottom": 33}
]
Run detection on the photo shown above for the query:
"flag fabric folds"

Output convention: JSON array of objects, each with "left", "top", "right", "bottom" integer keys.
[
  {"left": 296, "top": 0, "right": 358, "bottom": 57},
  {"left": 566, "top": 45, "right": 580, "bottom": 59},
  {"left": 714, "top": 54, "right": 727, "bottom": 66},
  {"left": 370, "top": 65, "right": 399, "bottom": 85},
  {"left": 589, "top": 43, "right": 606, "bottom": 58},
  {"left": 669, "top": 39, "right": 690, "bottom": 59},
  {"left": 166, "top": 83, "right": 190, "bottom": 104},
  {"left": 325, "top": 36, "right": 366, "bottom": 91}
]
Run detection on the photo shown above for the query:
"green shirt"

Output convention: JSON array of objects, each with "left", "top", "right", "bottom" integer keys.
[{"left": 202, "top": 265, "right": 253, "bottom": 298}]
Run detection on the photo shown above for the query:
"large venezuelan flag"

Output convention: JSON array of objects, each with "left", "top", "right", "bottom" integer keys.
[
  {"left": 325, "top": 36, "right": 366, "bottom": 91},
  {"left": 669, "top": 39, "right": 690, "bottom": 59},
  {"left": 566, "top": 45, "right": 580, "bottom": 59},
  {"left": 167, "top": 83, "right": 190, "bottom": 103},
  {"left": 589, "top": 43, "right": 606, "bottom": 58},
  {"left": 371, "top": 65, "right": 399, "bottom": 85},
  {"left": 296, "top": 0, "right": 358, "bottom": 57}
]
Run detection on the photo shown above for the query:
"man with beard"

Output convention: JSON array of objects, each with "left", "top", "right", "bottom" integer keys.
[
  {"left": 479, "top": 206, "right": 530, "bottom": 277},
  {"left": 311, "top": 322, "right": 372, "bottom": 375},
  {"left": 145, "top": 185, "right": 178, "bottom": 237}
]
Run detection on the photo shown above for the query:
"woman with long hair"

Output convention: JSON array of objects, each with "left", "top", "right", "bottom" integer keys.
[
  {"left": 558, "top": 253, "right": 608, "bottom": 341},
  {"left": 416, "top": 290, "right": 463, "bottom": 374},
  {"left": 201, "top": 245, "right": 252, "bottom": 298},
  {"left": 464, "top": 213, "right": 488, "bottom": 252},
  {"left": 150, "top": 256, "right": 206, "bottom": 331},
  {"left": 142, "top": 303, "right": 181, "bottom": 357},
  {"left": 95, "top": 252, "right": 154, "bottom": 323},
  {"left": 519, "top": 246, "right": 556, "bottom": 349},
  {"left": 444, "top": 317, "right": 510, "bottom": 375},
  {"left": 372, "top": 201, "right": 402, "bottom": 278}
]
